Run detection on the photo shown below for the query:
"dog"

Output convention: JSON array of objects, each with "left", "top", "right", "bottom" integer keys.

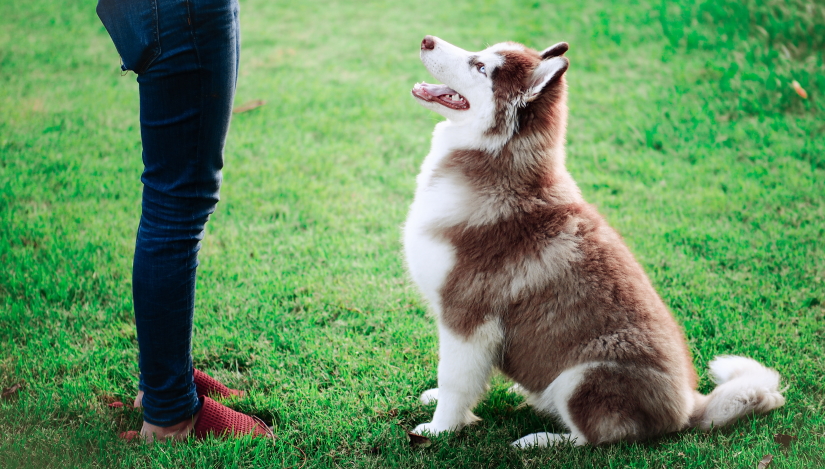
[{"left": 403, "top": 35, "right": 785, "bottom": 447}]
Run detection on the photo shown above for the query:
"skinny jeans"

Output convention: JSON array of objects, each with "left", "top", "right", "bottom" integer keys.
[{"left": 97, "top": 0, "right": 240, "bottom": 427}]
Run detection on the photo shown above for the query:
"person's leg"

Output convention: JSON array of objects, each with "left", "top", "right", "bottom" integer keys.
[
  {"left": 131, "top": 0, "right": 240, "bottom": 433},
  {"left": 98, "top": 0, "right": 268, "bottom": 441}
]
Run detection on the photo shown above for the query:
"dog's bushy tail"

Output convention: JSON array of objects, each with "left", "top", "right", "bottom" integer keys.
[{"left": 690, "top": 356, "right": 785, "bottom": 430}]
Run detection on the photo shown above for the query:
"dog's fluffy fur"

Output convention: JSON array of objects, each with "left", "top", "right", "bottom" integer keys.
[{"left": 403, "top": 36, "right": 785, "bottom": 447}]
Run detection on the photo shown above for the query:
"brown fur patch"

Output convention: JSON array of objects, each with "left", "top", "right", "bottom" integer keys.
[
  {"left": 436, "top": 202, "right": 584, "bottom": 336},
  {"left": 485, "top": 48, "right": 569, "bottom": 149},
  {"left": 567, "top": 364, "right": 689, "bottom": 444},
  {"left": 486, "top": 49, "right": 538, "bottom": 138}
]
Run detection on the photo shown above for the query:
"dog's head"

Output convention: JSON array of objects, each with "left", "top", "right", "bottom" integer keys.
[{"left": 412, "top": 36, "right": 569, "bottom": 143}]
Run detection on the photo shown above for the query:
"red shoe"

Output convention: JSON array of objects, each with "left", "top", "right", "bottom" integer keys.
[
  {"left": 193, "top": 369, "right": 245, "bottom": 399},
  {"left": 193, "top": 396, "right": 274, "bottom": 439},
  {"left": 132, "top": 370, "right": 244, "bottom": 410}
]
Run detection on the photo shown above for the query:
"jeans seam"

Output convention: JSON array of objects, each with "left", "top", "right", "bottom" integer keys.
[
  {"left": 133, "top": 0, "right": 162, "bottom": 74},
  {"left": 185, "top": 0, "right": 206, "bottom": 225},
  {"left": 142, "top": 0, "right": 162, "bottom": 73}
]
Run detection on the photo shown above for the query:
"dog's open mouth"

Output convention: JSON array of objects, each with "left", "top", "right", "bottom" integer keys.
[{"left": 412, "top": 82, "right": 470, "bottom": 110}]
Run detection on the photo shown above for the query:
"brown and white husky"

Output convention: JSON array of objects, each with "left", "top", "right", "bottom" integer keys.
[{"left": 403, "top": 35, "right": 785, "bottom": 447}]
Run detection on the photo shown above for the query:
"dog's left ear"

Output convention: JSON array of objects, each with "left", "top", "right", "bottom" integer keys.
[
  {"left": 540, "top": 42, "right": 568, "bottom": 59},
  {"left": 524, "top": 55, "right": 569, "bottom": 102}
]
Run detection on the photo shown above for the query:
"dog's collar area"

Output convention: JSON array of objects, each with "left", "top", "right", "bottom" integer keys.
[{"left": 412, "top": 82, "right": 470, "bottom": 110}]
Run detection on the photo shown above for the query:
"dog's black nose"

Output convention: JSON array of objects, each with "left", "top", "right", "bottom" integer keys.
[{"left": 421, "top": 36, "right": 435, "bottom": 51}]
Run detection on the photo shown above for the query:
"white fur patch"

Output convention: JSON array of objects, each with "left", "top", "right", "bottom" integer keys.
[
  {"left": 416, "top": 37, "right": 514, "bottom": 150},
  {"left": 709, "top": 356, "right": 777, "bottom": 385},
  {"left": 487, "top": 42, "right": 525, "bottom": 54},
  {"left": 695, "top": 356, "right": 785, "bottom": 430},
  {"left": 403, "top": 123, "right": 462, "bottom": 312},
  {"left": 525, "top": 56, "right": 568, "bottom": 102},
  {"left": 511, "top": 432, "right": 582, "bottom": 448}
]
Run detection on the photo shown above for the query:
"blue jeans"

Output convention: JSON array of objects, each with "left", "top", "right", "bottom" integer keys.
[{"left": 97, "top": 0, "right": 240, "bottom": 427}]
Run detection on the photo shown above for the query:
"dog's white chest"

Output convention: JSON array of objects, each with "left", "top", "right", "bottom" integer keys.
[{"left": 403, "top": 138, "right": 471, "bottom": 314}]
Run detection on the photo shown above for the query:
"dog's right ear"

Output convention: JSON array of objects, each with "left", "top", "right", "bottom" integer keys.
[
  {"left": 524, "top": 56, "right": 569, "bottom": 102},
  {"left": 540, "top": 42, "right": 569, "bottom": 59}
]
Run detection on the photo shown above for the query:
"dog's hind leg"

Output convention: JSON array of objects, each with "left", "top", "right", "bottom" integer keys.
[
  {"left": 510, "top": 363, "right": 593, "bottom": 448},
  {"left": 413, "top": 320, "right": 502, "bottom": 436},
  {"left": 514, "top": 362, "right": 693, "bottom": 448}
]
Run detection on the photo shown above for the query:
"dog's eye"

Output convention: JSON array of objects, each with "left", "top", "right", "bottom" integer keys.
[{"left": 476, "top": 63, "right": 487, "bottom": 76}]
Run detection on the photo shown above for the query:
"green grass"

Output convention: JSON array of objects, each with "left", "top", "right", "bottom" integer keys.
[{"left": 1, "top": 0, "right": 823, "bottom": 467}]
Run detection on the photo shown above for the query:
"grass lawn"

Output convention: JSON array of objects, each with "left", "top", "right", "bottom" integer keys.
[{"left": 1, "top": 0, "right": 823, "bottom": 467}]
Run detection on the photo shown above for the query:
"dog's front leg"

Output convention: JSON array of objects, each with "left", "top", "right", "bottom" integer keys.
[{"left": 413, "top": 320, "right": 501, "bottom": 436}]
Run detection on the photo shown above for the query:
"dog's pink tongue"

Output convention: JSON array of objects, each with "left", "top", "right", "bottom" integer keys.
[{"left": 419, "top": 83, "right": 458, "bottom": 97}]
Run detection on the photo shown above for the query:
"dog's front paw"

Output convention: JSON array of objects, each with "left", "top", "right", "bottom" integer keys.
[{"left": 412, "top": 422, "right": 451, "bottom": 436}]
